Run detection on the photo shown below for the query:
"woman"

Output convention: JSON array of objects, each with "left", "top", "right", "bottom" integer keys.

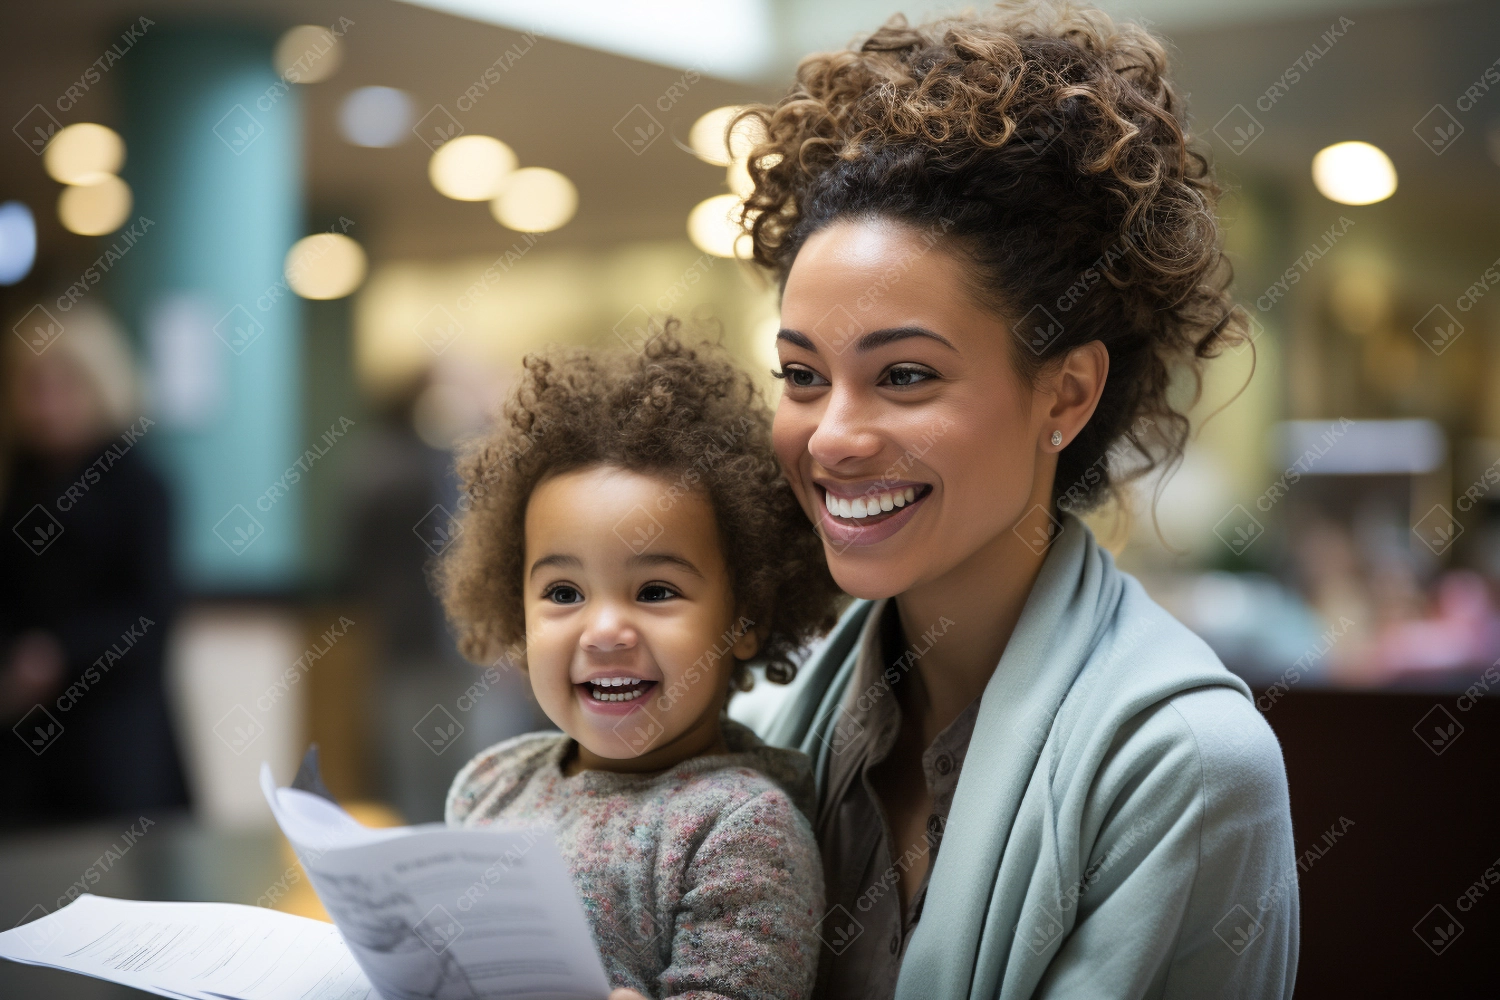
[
  {"left": 0, "top": 304, "right": 187, "bottom": 826},
  {"left": 612, "top": 3, "right": 1297, "bottom": 998}
]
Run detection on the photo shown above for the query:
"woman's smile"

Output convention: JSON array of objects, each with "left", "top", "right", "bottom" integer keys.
[{"left": 815, "top": 479, "right": 934, "bottom": 546}]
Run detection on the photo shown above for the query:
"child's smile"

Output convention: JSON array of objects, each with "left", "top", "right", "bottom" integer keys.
[
  {"left": 577, "top": 674, "right": 656, "bottom": 708},
  {"left": 523, "top": 464, "right": 761, "bottom": 773}
]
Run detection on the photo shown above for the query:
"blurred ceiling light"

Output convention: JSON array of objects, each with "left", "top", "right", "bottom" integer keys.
[
  {"left": 726, "top": 156, "right": 753, "bottom": 198},
  {"left": 490, "top": 167, "right": 577, "bottom": 232},
  {"left": 339, "top": 86, "right": 416, "bottom": 147},
  {"left": 1311, "top": 141, "right": 1397, "bottom": 205},
  {"left": 688, "top": 194, "right": 750, "bottom": 258},
  {"left": 429, "top": 135, "right": 517, "bottom": 201},
  {"left": 58, "top": 176, "right": 132, "bottom": 235},
  {"left": 43, "top": 123, "right": 124, "bottom": 185},
  {"left": 274, "top": 25, "right": 342, "bottom": 83},
  {"left": 0, "top": 201, "right": 37, "bottom": 285},
  {"left": 689, "top": 106, "right": 766, "bottom": 166},
  {"left": 285, "top": 233, "right": 368, "bottom": 299},
  {"left": 395, "top": 0, "right": 774, "bottom": 81}
]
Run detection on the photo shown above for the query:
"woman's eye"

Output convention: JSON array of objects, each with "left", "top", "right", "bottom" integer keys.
[
  {"left": 885, "top": 365, "right": 936, "bottom": 387},
  {"left": 772, "top": 364, "right": 828, "bottom": 388},
  {"left": 638, "top": 584, "right": 679, "bottom": 603},
  {"left": 544, "top": 585, "right": 583, "bottom": 605}
]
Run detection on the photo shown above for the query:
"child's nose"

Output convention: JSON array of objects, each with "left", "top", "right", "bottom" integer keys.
[{"left": 579, "top": 603, "right": 639, "bottom": 653}]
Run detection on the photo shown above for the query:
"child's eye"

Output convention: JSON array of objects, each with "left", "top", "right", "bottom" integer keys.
[
  {"left": 543, "top": 584, "right": 583, "bottom": 605},
  {"left": 771, "top": 364, "right": 829, "bottom": 389},
  {"left": 883, "top": 365, "right": 938, "bottom": 387},
  {"left": 638, "top": 583, "right": 679, "bottom": 603}
]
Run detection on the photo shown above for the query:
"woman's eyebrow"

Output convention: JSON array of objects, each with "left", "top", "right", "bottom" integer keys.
[
  {"left": 529, "top": 553, "right": 581, "bottom": 579},
  {"left": 778, "top": 325, "right": 957, "bottom": 353}
]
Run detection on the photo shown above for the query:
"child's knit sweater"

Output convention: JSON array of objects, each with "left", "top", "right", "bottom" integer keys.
[{"left": 444, "top": 719, "right": 824, "bottom": 1000}]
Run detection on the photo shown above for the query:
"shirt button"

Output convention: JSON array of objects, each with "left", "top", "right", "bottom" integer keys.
[
  {"left": 935, "top": 752, "right": 953, "bottom": 775},
  {"left": 890, "top": 930, "right": 900, "bottom": 954}
]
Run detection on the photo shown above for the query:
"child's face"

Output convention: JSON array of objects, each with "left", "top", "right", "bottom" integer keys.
[{"left": 522, "top": 464, "right": 759, "bottom": 771}]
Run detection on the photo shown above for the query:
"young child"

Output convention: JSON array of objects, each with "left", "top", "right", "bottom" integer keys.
[{"left": 438, "top": 325, "right": 844, "bottom": 1000}]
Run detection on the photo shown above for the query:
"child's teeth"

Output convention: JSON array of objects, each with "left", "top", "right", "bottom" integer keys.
[
  {"left": 590, "top": 679, "right": 647, "bottom": 703},
  {"left": 586, "top": 677, "right": 652, "bottom": 702}
]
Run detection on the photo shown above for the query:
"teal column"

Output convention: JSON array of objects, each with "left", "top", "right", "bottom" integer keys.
[{"left": 112, "top": 25, "right": 303, "bottom": 591}]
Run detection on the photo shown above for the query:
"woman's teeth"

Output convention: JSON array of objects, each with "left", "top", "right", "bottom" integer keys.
[
  {"left": 824, "top": 486, "right": 918, "bottom": 520},
  {"left": 586, "top": 677, "right": 650, "bottom": 702}
]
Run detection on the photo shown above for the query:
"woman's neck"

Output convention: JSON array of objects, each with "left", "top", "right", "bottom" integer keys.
[{"left": 893, "top": 515, "right": 1051, "bottom": 748}]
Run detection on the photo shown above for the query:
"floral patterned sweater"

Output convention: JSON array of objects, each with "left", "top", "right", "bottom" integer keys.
[{"left": 444, "top": 719, "right": 824, "bottom": 1000}]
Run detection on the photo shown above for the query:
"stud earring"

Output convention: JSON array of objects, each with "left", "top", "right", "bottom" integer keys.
[{"left": 1050, "top": 430, "right": 1063, "bottom": 447}]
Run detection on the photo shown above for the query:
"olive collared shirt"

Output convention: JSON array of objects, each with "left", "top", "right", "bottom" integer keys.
[{"left": 814, "top": 597, "right": 981, "bottom": 1000}]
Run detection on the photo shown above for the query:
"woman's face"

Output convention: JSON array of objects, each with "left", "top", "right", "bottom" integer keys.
[{"left": 773, "top": 217, "right": 1075, "bottom": 600}]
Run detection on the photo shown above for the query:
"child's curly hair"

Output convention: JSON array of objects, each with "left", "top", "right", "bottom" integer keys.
[
  {"left": 437, "top": 321, "right": 844, "bottom": 689},
  {"left": 734, "top": 0, "right": 1246, "bottom": 515}
]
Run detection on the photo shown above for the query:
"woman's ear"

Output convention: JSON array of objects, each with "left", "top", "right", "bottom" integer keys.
[{"left": 1039, "top": 339, "right": 1109, "bottom": 450}]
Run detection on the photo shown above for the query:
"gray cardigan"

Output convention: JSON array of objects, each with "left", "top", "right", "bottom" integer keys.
[
  {"left": 445, "top": 720, "right": 823, "bottom": 999},
  {"left": 756, "top": 512, "right": 1299, "bottom": 999}
]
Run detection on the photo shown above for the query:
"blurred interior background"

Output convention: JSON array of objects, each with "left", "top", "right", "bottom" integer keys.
[{"left": 1, "top": 0, "right": 1497, "bottom": 995}]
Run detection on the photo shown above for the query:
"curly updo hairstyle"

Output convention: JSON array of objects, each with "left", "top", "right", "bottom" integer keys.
[
  {"left": 437, "top": 322, "right": 843, "bottom": 689},
  {"left": 736, "top": 0, "right": 1246, "bottom": 513}
]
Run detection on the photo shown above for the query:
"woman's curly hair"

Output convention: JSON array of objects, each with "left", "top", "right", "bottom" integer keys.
[
  {"left": 437, "top": 321, "right": 844, "bottom": 689},
  {"left": 735, "top": 0, "right": 1247, "bottom": 513}
]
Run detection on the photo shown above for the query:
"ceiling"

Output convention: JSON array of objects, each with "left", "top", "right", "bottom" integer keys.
[{"left": 2, "top": 0, "right": 1497, "bottom": 294}]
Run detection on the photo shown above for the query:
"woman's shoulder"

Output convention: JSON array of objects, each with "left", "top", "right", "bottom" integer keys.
[
  {"left": 1112, "top": 685, "right": 1288, "bottom": 808},
  {"left": 444, "top": 730, "right": 568, "bottom": 825},
  {"left": 1066, "top": 567, "right": 1290, "bottom": 816},
  {"left": 1071, "top": 676, "right": 1291, "bottom": 868}
]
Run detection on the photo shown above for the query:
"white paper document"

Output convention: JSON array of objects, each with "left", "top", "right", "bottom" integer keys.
[
  {"left": 258, "top": 763, "right": 611, "bottom": 1000},
  {"left": 0, "top": 763, "right": 611, "bottom": 1000},
  {"left": 0, "top": 893, "right": 372, "bottom": 999}
]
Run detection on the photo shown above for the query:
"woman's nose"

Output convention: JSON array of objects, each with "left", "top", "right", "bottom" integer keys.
[{"left": 807, "top": 388, "right": 885, "bottom": 469}]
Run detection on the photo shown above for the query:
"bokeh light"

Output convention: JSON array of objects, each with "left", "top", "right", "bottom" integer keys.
[
  {"left": 490, "top": 167, "right": 578, "bottom": 232},
  {"left": 273, "top": 25, "right": 342, "bottom": 83},
  {"left": 285, "top": 233, "right": 368, "bottom": 299},
  {"left": 43, "top": 123, "right": 125, "bottom": 185},
  {"left": 726, "top": 156, "right": 753, "bottom": 198},
  {"left": 58, "top": 175, "right": 132, "bottom": 235},
  {"left": 687, "top": 194, "right": 750, "bottom": 258},
  {"left": 1312, "top": 141, "right": 1397, "bottom": 205},
  {"left": 428, "top": 135, "right": 518, "bottom": 201},
  {"left": 0, "top": 201, "right": 37, "bottom": 285},
  {"left": 338, "top": 86, "right": 415, "bottom": 147},
  {"left": 688, "top": 106, "right": 764, "bottom": 166}
]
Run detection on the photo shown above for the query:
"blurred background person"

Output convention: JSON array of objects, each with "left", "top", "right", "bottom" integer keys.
[{"left": 0, "top": 303, "right": 187, "bottom": 828}]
